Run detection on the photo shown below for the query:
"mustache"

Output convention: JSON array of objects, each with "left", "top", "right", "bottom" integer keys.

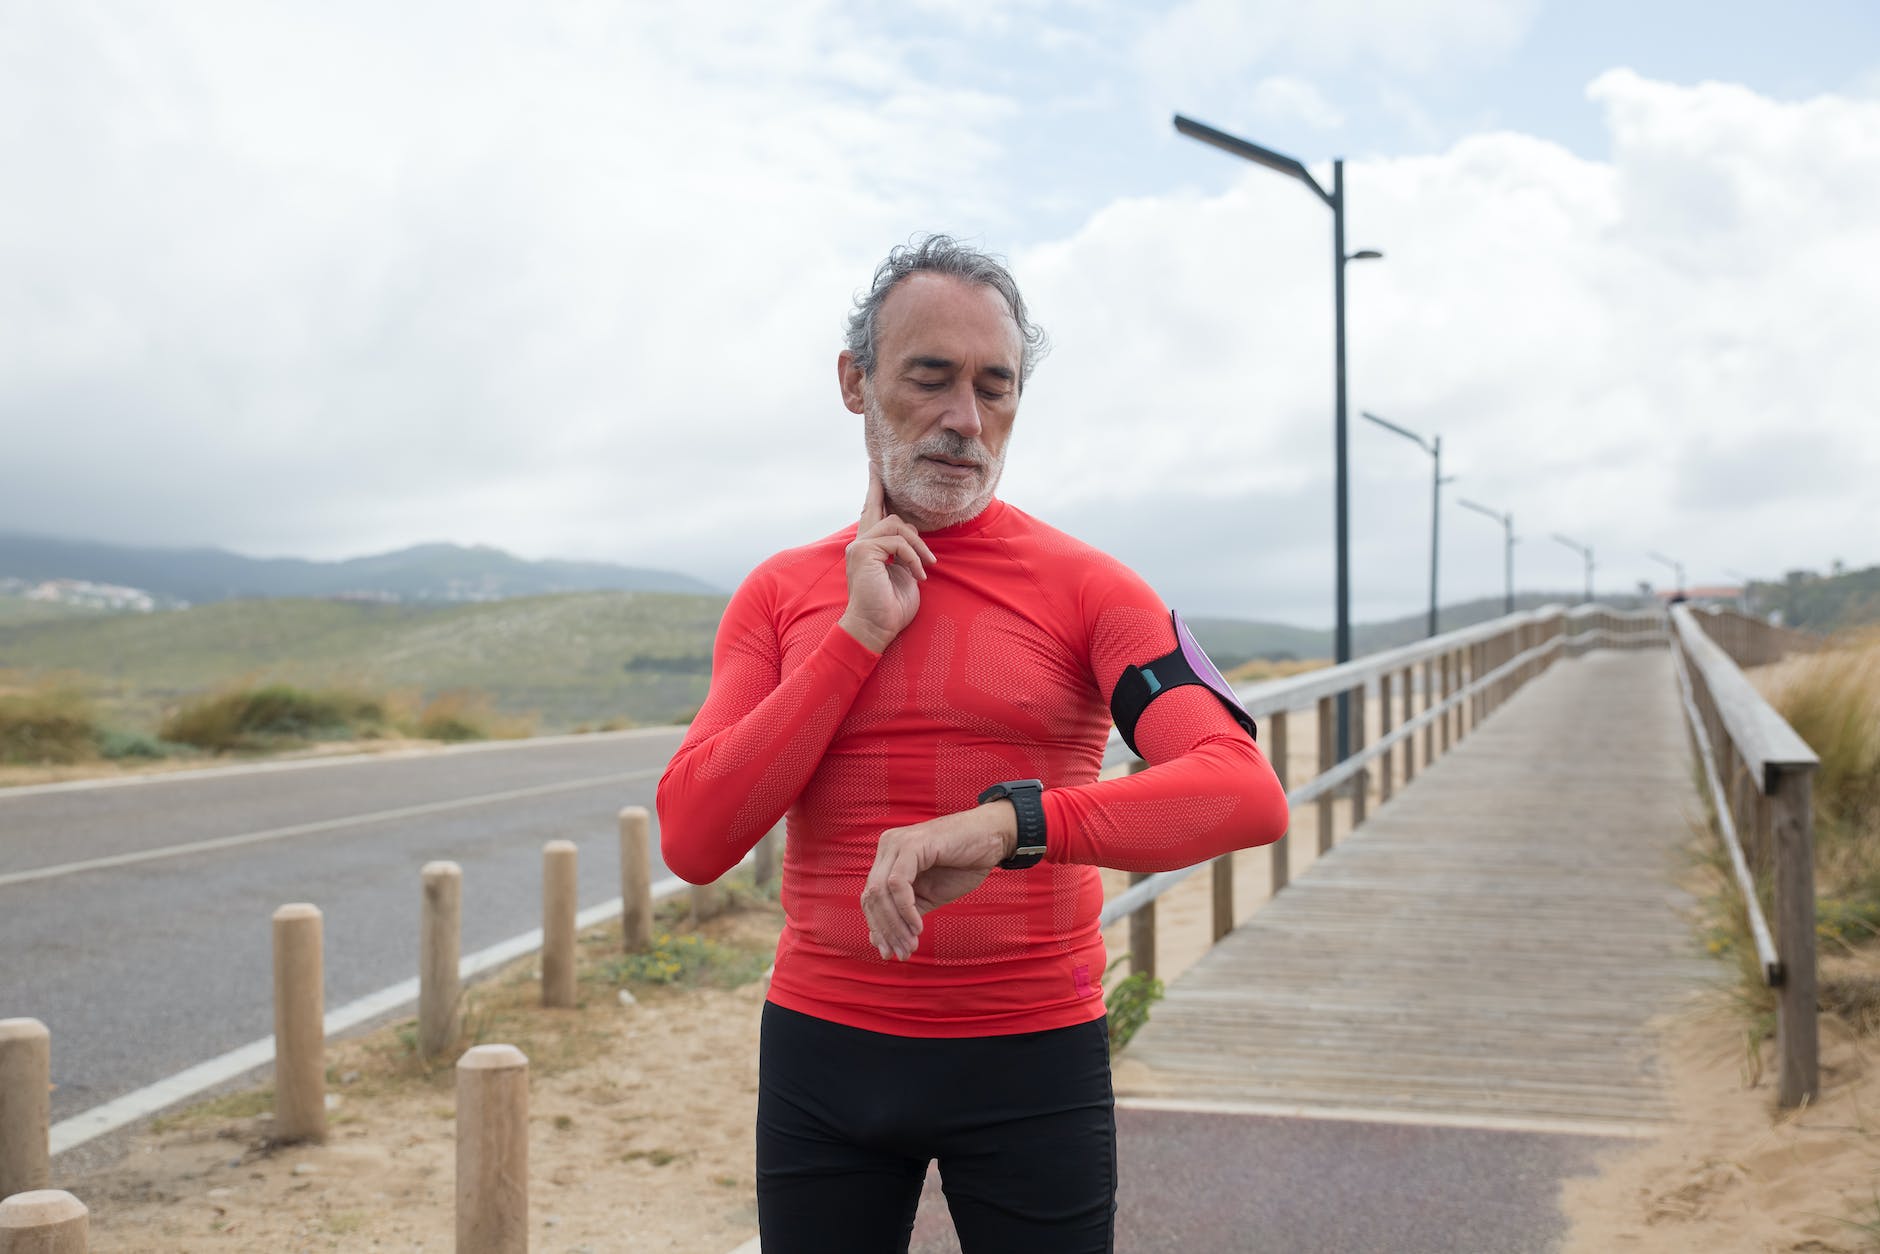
[{"left": 911, "top": 432, "right": 988, "bottom": 466}]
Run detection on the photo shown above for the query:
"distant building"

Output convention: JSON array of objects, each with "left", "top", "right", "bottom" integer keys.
[{"left": 22, "top": 578, "right": 159, "bottom": 612}]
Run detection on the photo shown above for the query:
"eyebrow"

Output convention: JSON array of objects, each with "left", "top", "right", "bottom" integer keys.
[{"left": 901, "top": 355, "right": 1017, "bottom": 384}]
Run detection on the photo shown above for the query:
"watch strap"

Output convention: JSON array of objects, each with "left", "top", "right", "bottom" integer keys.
[{"left": 980, "top": 779, "right": 1047, "bottom": 869}]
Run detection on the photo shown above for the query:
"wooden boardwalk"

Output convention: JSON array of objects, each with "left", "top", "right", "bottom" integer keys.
[{"left": 1114, "top": 648, "right": 1718, "bottom": 1136}]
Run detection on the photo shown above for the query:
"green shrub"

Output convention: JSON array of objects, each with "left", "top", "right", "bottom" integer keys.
[
  {"left": 96, "top": 729, "right": 188, "bottom": 761},
  {"left": 599, "top": 932, "right": 767, "bottom": 989},
  {"left": 1104, "top": 956, "right": 1165, "bottom": 1055},
  {"left": 415, "top": 690, "right": 531, "bottom": 742},
  {"left": 0, "top": 680, "right": 101, "bottom": 764},
  {"left": 160, "top": 684, "right": 391, "bottom": 752}
]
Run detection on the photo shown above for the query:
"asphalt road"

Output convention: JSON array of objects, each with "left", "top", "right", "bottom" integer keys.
[{"left": 0, "top": 728, "right": 689, "bottom": 1124}]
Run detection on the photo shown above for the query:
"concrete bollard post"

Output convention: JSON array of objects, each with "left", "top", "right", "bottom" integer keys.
[
  {"left": 420, "top": 862, "right": 463, "bottom": 1058},
  {"left": 456, "top": 1044, "right": 529, "bottom": 1254},
  {"left": 0, "top": 1190, "right": 88, "bottom": 1254},
  {"left": 618, "top": 807, "right": 654, "bottom": 953},
  {"left": 271, "top": 904, "right": 325, "bottom": 1144},
  {"left": 690, "top": 880, "right": 724, "bottom": 924},
  {"left": 542, "top": 841, "right": 578, "bottom": 1009},
  {"left": 0, "top": 1019, "right": 51, "bottom": 1201}
]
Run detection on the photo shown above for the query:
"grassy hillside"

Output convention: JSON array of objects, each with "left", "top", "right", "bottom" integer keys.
[
  {"left": 0, "top": 591, "right": 728, "bottom": 732},
  {"left": 2, "top": 585, "right": 1653, "bottom": 742},
  {"left": 0, "top": 595, "right": 109, "bottom": 627},
  {"left": 1750, "top": 565, "right": 1880, "bottom": 633}
]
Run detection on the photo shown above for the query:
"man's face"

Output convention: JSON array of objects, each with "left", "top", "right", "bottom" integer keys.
[{"left": 839, "top": 273, "right": 1024, "bottom": 529}]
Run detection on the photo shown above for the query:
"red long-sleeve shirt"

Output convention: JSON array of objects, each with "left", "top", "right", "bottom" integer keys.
[{"left": 656, "top": 499, "right": 1288, "bottom": 1036}]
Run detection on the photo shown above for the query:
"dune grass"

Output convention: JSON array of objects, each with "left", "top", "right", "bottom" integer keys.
[{"left": 1704, "top": 631, "right": 1880, "bottom": 1047}]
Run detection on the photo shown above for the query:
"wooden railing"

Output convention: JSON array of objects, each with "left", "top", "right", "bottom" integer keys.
[
  {"left": 1669, "top": 603, "right": 1821, "bottom": 1106},
  {"left": 1099, "top": 603, "right": 1667, "bottom": 977}
]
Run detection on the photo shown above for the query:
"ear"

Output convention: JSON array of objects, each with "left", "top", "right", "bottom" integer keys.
[{"left": 837, "top": 351, "right": 868, "bottom": 415}]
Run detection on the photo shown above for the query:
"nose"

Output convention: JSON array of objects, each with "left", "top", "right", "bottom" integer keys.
[{"left": 940, "top": 378, "right": 984, "bottom": 439}]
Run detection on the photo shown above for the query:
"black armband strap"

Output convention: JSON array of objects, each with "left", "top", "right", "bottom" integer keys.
[{"left": 1110, "top": 610, "right": 1258, "bottom": 758}]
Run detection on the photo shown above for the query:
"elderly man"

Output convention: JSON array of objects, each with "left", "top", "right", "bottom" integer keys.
[{"left": 657, "top": 235, "right": 1288, "bottom": 1253}]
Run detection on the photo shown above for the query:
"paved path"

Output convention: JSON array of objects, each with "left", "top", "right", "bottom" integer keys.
[{"left": 912, "top": 648, "right": 1716, "bottom": 1250}]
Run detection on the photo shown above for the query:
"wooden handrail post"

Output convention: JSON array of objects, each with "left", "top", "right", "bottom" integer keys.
[
  {"left": 0, "top": 1190, "right": 88, "bottom": 1254},
  {"left": 271, "top": 903, "right": 326, "bottom": 1144},
  {"left": 1378, "top": 672, "right": 1394, "bottom": 803},
  {"left": 618, "top": 806, "right": 653, "bottom": 953},
  {"left": 1400, "top": 666, "right": 1417, "bottom": 783},
  {"left": 753, "top": 821, "right": 782, "bottom": 891},
  {"left": 1438, "top": 653, "right": 1453, "bottom": 754},
  {"left": 456, "top": 1044, "right": 529, "bottom": 1253},
  {"left": 1269, "top": 712, "right": 1291, "bottom": 894},
  {"left": 1315, "top": 695, "right": 1335, "bottom": 854},
  {"left": 1128, "top": 871, "right": 1156, "bottom": 981},
  {"left": 1210, "top": 853, "right": 1234, "bottom": 944},
  {"left": 1771, "top": 765, "right": 1819, "bottom": 1108},
  {"left": 0, "top": 1019, "right": 50, "bottom": 1200},
  {"left": 1421, "top": 659, "right": 1436, "bottom": 766},
  {"left": 1350, "top": 682, "right": 1368, "bottom": 826},
  {"left": 542, "top": 841, "right": 578, "bottom": 1009},
  {"left": 420, "top": 862, "right": 463, "bottom": 1058}
]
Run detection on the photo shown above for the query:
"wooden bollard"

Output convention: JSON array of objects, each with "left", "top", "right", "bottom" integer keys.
[
  {"left": 271, "top": 903, "right": 325, "bottom": 1144},
  {"left": 457, "top": 1044, "right": 528, "bottom": 1254},
  {"left": 690, "top": 880, "right": 724, "bottom": 924},
  {"left": 618, "top": 807, "right": 654, "bottom": 953},
  {"left": 420, "top": 862, "right": 463, "bottom": 1058},
  {"left": 0, "top": 1019, "right": 50, "bottom": 1201},
  {"left": 0, "top": 1190, "right": 88, "bottom": 1254},
  {"left": 542, "top": 841, "right": 578, "bottom": 1009}
]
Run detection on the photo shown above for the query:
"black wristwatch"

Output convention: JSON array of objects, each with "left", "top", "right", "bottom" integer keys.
[{"left": 979, "top": 779, "right": 1047, "bottom": 869}]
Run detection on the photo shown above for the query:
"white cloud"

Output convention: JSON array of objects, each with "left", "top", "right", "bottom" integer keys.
[
  {"left": 1140, "top": 0, "right": 1541, "bottom": 91},
  {"left": 0, "top": 6, "right": 1874, "bottom": 628},
  {"left": 1005, "top": 73, "right": 1880, "bottom": 620},
  {"left": 1249, "top": 75, "right": 1345, "bottom": 129}
]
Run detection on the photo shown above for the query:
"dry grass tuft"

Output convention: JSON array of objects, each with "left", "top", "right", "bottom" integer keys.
[{"left": 0, "top": 672, "right": 102, "bottom": 763}]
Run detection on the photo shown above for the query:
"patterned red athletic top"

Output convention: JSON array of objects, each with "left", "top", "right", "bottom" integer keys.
[{"left": 656, "top": 498, "right": 1289, "bottom": 1037}]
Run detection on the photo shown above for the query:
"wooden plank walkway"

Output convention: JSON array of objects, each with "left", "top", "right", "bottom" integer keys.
[{"left": 1114, "top": 648, "right": 1718, "bottom": 1136}]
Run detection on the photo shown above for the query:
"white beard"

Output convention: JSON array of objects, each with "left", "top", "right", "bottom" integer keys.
[{"left": 862, "top": 390, "right": 1007, "bottom": 531}]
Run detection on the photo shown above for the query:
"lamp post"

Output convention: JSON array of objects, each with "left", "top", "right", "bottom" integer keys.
[
  {"left": 1361, "top": 411, "right": 1451, "bottom": 638},
  {"left": 1174, "top": 113, "right": 1382, "bottom": 760},
  {"left": 1649, "top": 551, "right": 1685, "bottom": 599},
  {"left": 1458, "top": 498, "right": 1516, "bottom": 615},
  {"left": 1552, "top": 533, "right": 1594, "bottom": 604}
]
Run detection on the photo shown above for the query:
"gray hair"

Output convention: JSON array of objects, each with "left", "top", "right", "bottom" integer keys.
[{"left": 844, "top": 234, "right": 1049, "bottom": 389}]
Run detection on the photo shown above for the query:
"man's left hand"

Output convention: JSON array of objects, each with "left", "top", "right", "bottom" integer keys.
[{"left": 861, "top": 801, "right": 1018, "bottom": 961}]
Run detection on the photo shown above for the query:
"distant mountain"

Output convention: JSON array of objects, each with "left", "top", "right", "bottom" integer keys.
[
  {"left": 0, "top": 532, "right": 718, "bottom": 606},
  {"left": 1187, "top": 592, "right": 1655, "bottom": 668}
]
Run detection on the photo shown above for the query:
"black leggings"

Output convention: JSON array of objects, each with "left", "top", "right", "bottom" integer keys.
[{"left": 756, "top": 1003, "right": 1116, "bottom": 1254}]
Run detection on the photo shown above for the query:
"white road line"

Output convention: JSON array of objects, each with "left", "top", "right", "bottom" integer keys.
[
  {"left": 50, "top": 876, "right": 691, "bottom": 1155},
  {"left": 1113, "top": 1095, "right": 1660, "bottom": 1141},
  {"left": 0, "top": 725, "right": 686, "bottom": 800},
  {"left": 0, "top": 768, "right": 661, "bottom": 889}
]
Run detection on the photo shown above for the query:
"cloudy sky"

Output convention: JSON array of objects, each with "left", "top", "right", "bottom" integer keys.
[{"left": 3, "top": 0, "right": 1876, "bottom": 626}]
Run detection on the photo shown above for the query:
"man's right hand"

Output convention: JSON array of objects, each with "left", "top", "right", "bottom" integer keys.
[{"left": 837, "top": 466, "right": 937, "bottom": 654}]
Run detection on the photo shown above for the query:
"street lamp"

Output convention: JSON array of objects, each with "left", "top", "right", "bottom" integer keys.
[
  {"left": 1648, "top": 551, "right": 1685, "bottom": 599},
  {"left": 1458, "top": 498, "right": 1517, "bottom": 615},
  {"left": 1552, "top": 533, "right": 1594, "bottom": 604},
  {"left": 1174, "top": 113, "right": 1383, "bottom": 760},
  {"left": 1361, "top": 411, "right": 1451, "bottom": 638}
]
